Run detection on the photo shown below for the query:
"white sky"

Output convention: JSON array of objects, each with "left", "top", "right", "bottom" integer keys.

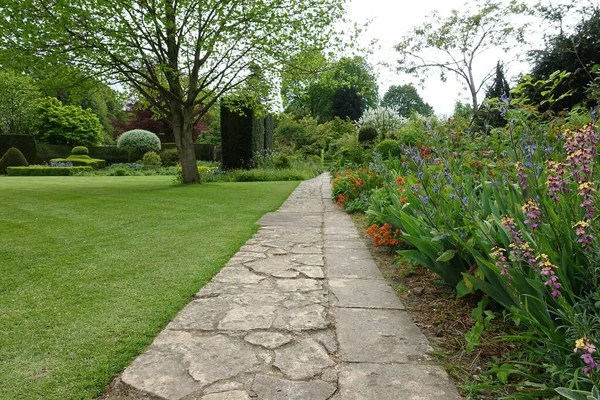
[{"left": 342, "top": 0, "right": 552, "bottom": 117}]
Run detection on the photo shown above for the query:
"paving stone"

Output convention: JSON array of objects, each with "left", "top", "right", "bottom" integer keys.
[
  {"left": 121, "top": 350, "right": 200, "bottom": 400},
  {"left": 326, "top": 245, "right": 373, "bottom": 259},
  {"left": 271, "top": 270, "right": 301, "bottom": 278},
  {"left": 276, "top": 278, "right": 322, "bottom": 292},
  {"left": 294, "top": 266, "right": 325, "bottom": 279},
  {"left": 323, "top": 239, "right": 368, "bottom": 249},
  {"left": 339, "top": 363, "right": 463, "bottom": 399},
  {"left": 245, "top": 257, "right": 298, "bottom": 277},
  {"left": 200, "top": 390, "right": 251, "bottom": 400},
  {"left": 213, "top": 267, "right": 266, "bottom": 284},
  {"left": 203, "top": 381, "right": 245, "bottom": 394},
  {"left": 273, "top": 339, "right": 334, "bottom": 380},
  {"left": 217, "top": 306, "right": 277, "bottom": 331},
  {"left": 334, "top": 308, "right": 431, "bottom": 363},
  {"left": 326, "top": 257, "right": 383, "bottom": 280},
  {"left": 257, "top": 212, "right": 322, "bottom": 228},
  {"left": 329, "top": 279, "right": 405, "bottom": 309},
  {"left": 291, "top": 243, "right": 323, "bottom": 254},
  {"left": 282, "top": 291, "right": 326, "bottom": 308},
  {"left": 273, "top": 304, "right": 329, "bottom": 331},
  {"left": 227, "top": 252, "right": 267, "bottom": 264},
  {"left": 244, "top": 331, "right": 293, "bottom": 349},
  {"left": 252, "top": 375, "right": 336, "bottom": 400},
  {"left": 222, "top": 291, "right": 287, "bottom": 307},
  {"left": 310, "top": 330, "right": 338, "bottom": 353},
  {"left": 166, "top": 297, "right": 230, "bottom": 331},
  {"left": 290, "top": 254, "right": 324, "bottom": 266},
  {"left": 321, "top": 367, "right": 338, "bottom": 383}
]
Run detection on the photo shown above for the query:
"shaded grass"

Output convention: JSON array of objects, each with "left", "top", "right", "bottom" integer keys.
[{"left": 0, "top": 176, "right": 299, "bottom": 400}]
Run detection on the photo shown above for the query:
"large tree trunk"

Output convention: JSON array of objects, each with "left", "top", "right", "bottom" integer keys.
[{"left": 172, "top": 104, "right": 200, "bottom": 183}]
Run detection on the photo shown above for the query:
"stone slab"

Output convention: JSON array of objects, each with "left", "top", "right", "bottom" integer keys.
[
  {"left": 326, "top": 257, "right": 383, "bottom": 280},
  {"left": 324, "top": 239, "right": 369, "bottom": 249},
  {"left": 166, "top": 297, "right": 230, "bottom": 331},
  {"left": 329, "top": 279, "right": 405, "bottom": 309},
  {"left": 274, "top": 339, "right": 334, "bottom": 380},
  {"left": 325, "top": 247, "right": 373, "bottom": 260},
  {"left": 200, "top": 390, "right": 251, "bottom": 400},
  {"left": 334, "top": 308, "right": 431, "bottom": 363},
  {"left": 339, "top": 363, "right": 463, "bottom": 400},
  {"left": 252, "top": 375, "right": 336, "bottom": 400},
  {"left": 257, "top": 212, "right": 323, "bottom": 228}
]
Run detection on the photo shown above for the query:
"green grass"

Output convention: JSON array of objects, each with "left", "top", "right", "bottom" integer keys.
[{"left": 0, "top": 176, "right": 299, "bottom": 400}]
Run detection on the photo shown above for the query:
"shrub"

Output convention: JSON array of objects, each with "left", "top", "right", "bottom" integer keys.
[
  {"left": 0, "top": 147, "right": 29, "bottom": 174},
  {"left": 0, "top": 135, "right": 37, "bottom": 163},
  {"left": 358, "top": 126, "right": 378, "bottom": 143},
  {"left": 357, "top": 106, "right": 405, "bottom": 139},
  {"left": 376, "top": 139, "right": 401, "bottom": 159},
  {"left": 273, "top": 154, "right": 291, "bottom": 169},
  {"left": 117, "top": 129, "right": 161, "bottom": 154},
  {"left": 35, "top": 97, "right": 103, "bottom": 146},
  {"left": 50, "top": 155, "right": 106, "bottom": 169},
  {"left": 141, "top": 151, "right": 162, "bottom": 167},
  {"left": 71, "top": 146, "right": 89, "bottom": 155},
  {"left": 6, "top": 166, "right": 91, "bottom": 176},
  {"left": 160, "top": 148, "right": 179, "bottom": 166}
]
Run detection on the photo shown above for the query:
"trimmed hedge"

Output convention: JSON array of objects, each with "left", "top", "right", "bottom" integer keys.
[
  {"left": 6, "top": 166, "right": 92, "bottom": 176},
  {"left": 50, "top": 155, "right": 106, "bottom": 169},
  {"left": 71, "top": 146, "right": 89, "bottom": 155},
  {"left": 0, "top": 147, "right": 29, "bottom": 174},
  {"left": 0, "top": 135, "right": 37, "bottom": 163}
]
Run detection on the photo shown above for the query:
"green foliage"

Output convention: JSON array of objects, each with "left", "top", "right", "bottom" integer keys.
[
  {"left": 0, "top": 69, "right": 42, "bottom": 134},
  {"left": 141, "top": 151, "right": 162, "bottom": 167},
  {"left": 50, "top": 155, "right": 106, "bottom": 169},
  {"left": 282, "top": 56, "right": 379, "bottom": 122},
  {"left": 358, "top": 126, "right": 378, "bottom": 143},
  {"left": 464, "top": 297, "right": 495, "bottom": 354},
  {"left": 381, "top": 84, "right": 433, "bottom": 117},
  {"left": 0, "top": 134, "right": 37, "bottom": 163},
  {"left": 0, "top": 147, "right": 28, "bottom": 174},
  {"left": 71, "top": 146, "right": 89, "bottom": 155},
  {"left": 35, "top": 97, "right": 104, "bottom": 146},
  {"left": 274, "top": 154, "right": 291, "bottom": 169},
  {"left": 331, "top": 168, "right": 382, "bottom": 212},
  {"left": 556, "top": 385, "right": 600, "bottom": 400},
  {"left": 159, "top": 148, "right": 179, "bottom": 167},
  {"left": 376, "top": 139, "right": 401, "bottom": 159},
  {"left": 6, "top": 166, "right": 91, "bottom": 176},
  {"left": 117, "top": 129, "right": 161, "bottom": 154}
]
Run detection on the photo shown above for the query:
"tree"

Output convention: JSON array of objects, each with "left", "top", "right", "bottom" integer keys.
[
  {"left": 381, "top": 84, "right": 433, "bottom": 117},
  {"left": 331, "top": 86, "right": 365, "bottom": 121},
  {"left": 476, "top": 61, "right": 510, "bottom": 130},
  {"left": 526, "top": 8, "right": 600, "bottom": 111},
  {"left": 1, "top": 0, "right": 346, "bottom": 182},
  {"left": 0, "top": 70, "right": 42, "bottom": 134},
  {"left": 35, "top": 97, "right": 104, "bottom": 146},
  {"left": 283, "top": 56, "right": 378, "bottom": 122},
  {"left": 395, "top": 0, "right": 529, "bottom": 111}
]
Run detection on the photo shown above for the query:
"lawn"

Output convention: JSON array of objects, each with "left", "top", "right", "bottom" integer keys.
[{"left": 0, "top": 176, "right": 299, "bottom": 400}]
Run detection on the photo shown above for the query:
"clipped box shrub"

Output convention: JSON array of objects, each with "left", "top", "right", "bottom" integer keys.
[
  {"left": 6, "top": 166, "right": 92, "bottom": 176},
  {"left": 141, "top": 151, "right": 161, "bottom": 167},
  {"left": 0, "top": 147, "right": 29, "bottom": 174},
  {"left": 71, "top": 146, "right": 89, "bottom": 155},
  {"left": 0, "top": 134, "right": 37, "bottom": 163},
  {"left": 358, "top": 126, "right": 378, "bottom": 143},
  {"left": 160, "top": 148, "right": 179, "bottom": 166},
  {"left": 50, "top": 155, "right": 106, "bottom": 169}
]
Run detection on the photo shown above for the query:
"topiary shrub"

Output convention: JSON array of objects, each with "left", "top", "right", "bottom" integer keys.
[
  {"left": 71, "top": 146, "right": 89, "bottom": 156},
  {"left": 376, "top": 139, "right": 401, "bottom": 160},
  {"left": 117, "top": 129, "right": 161, "bottom": 155},
  {"left": 0, "top": 135, "right": 37, "bottom": 163},
  {"left": 358, "top": 126, "right": 378, "bottom": 143},
  {"left": 160, "top": 148, "right": 179, "bottom": 166},
  {"left": 0, "top": 147, "right": 29, "bottom": 174},
  {"left": 141, "top": 151, "right": 162, "bottom": 167},
  {"left": 50, "top": 154, "right": 106, "bottom": 169}
]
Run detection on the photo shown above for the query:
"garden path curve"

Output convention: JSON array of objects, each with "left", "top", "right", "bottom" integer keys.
[{"left": 105, "top": 172, "right": 462, "bottom": 400}]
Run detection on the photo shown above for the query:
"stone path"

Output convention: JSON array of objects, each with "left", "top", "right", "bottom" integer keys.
[{"left": 106, "top": 173, "right": 462, "bottom": 400}]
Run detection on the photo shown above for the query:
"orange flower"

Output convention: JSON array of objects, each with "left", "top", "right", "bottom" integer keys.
[
  {"left": 400, "top": 197, "right": 408, "bottom": 204},
  {"left": 396, "top": 176, "right": 405, "bottom": 185}
]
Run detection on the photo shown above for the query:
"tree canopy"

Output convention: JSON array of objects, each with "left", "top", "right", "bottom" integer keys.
[
  {"left": 381, "top": 84, "right": 433, "bottom": 117},
  {"left": 395, "top": 0, "right": 529, "bottom": 111},
  {"left": 1, "top": 0, "right": 347, "bottom": 182}
]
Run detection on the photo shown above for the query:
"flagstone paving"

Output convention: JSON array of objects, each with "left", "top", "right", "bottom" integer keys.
[{"left": 105, "top": 173, "right": 462, "bottom": 400}]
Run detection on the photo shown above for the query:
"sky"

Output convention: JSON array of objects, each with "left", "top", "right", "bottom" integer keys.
[{"left": 341, "top": 0, "right": 547, "bottom": 117}]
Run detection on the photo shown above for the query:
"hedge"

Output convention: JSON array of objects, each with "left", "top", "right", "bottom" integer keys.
[
  {"left": 6, "top": 166, "right": 92, "bottom": 176},
  {"left": 50, "top": 155, "right": 106, "bottom": 169},
  {"left": 0, "top": 134, "right": 37, "bottom": 163}
]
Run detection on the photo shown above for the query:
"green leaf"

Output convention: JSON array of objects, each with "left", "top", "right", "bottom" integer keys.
[
  {"left": 555, "top": 388, "right": 591, "bottom": 400},
  {"left": 436, "top": 249, "right": 458, "bottom": 262},
  {"left": 456, "top": 280, "right": 471, "bottom": 298}
]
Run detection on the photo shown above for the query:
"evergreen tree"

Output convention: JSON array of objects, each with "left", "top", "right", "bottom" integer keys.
[{"left": 331, "top": 86, "right": 365, "bottom": 122}]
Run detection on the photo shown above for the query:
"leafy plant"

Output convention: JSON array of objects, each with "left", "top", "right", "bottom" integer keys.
[{"left": 117, "top": 129, "right": 161, "bottom": 154}]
